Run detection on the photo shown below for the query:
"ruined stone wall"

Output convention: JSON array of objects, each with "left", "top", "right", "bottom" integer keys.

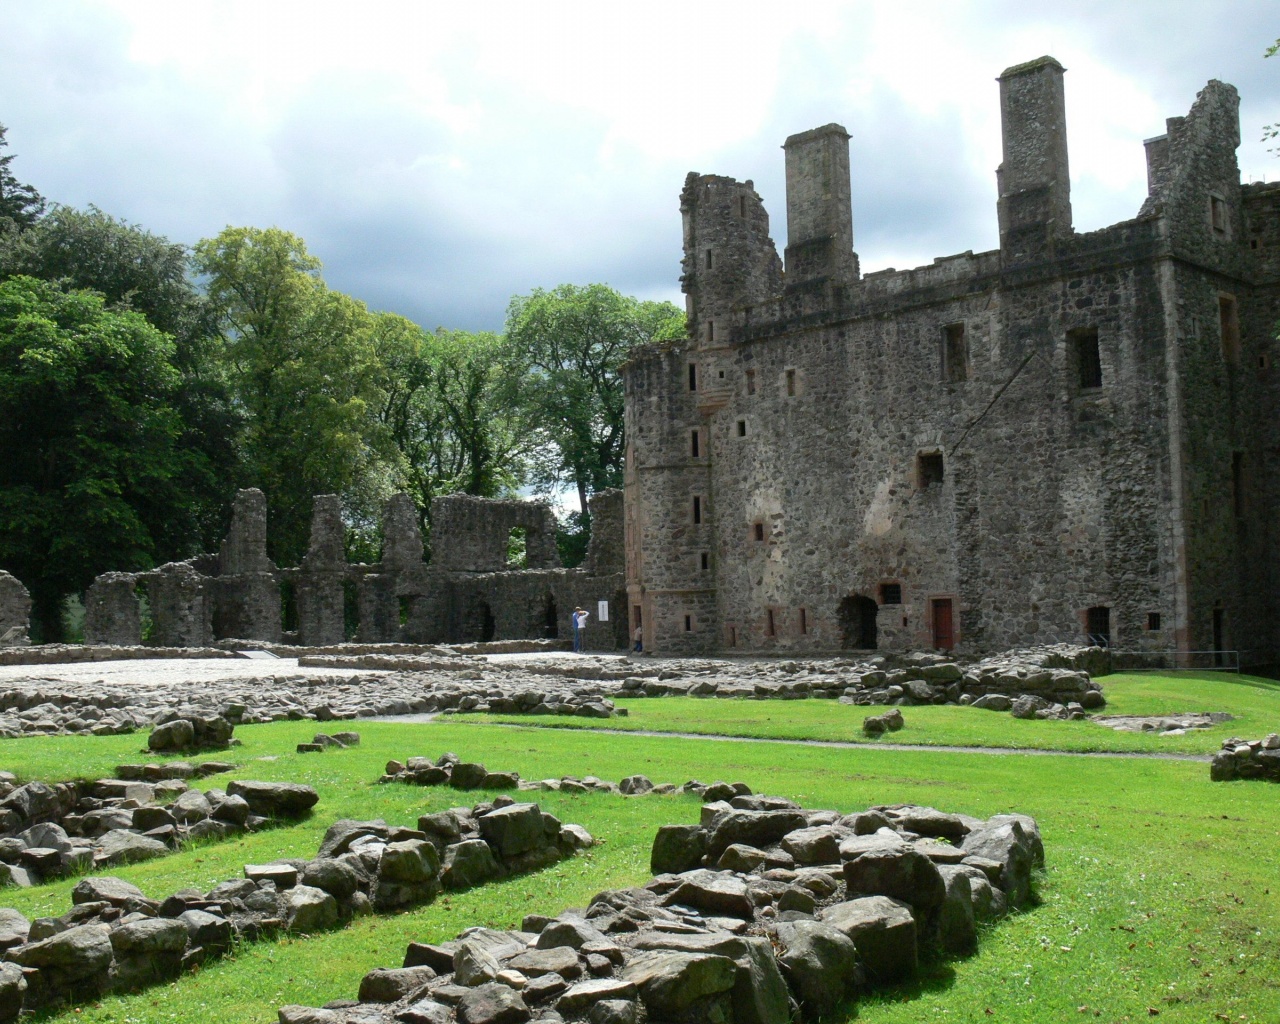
[
  {"left": 447, "top": 569, "right": 628, "bottom": 650},
  {"left": 430, "top": 495, "right": 561, "bottom": 573},
  {"left": 584, "top": 488, "right": 624, "bottom": 575},
  {"left": 625, "top": 57, "right": 1279, "bottom": 664},
  {"left": 0, "top": 570, "right": 31, "bottom": 645},
  {"left": 83, "top": 573, "right": 141, "bottom": 645}
]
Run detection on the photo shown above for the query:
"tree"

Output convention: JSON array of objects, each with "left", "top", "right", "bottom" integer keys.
[
  {"left": 0, "top": 124, "right": 44, "bottom": 234},
  {"left": 503, "top": 283, "right": 685, "bottom": 515},
  {"left": 193, "top": 227, "right": 390, "bottom": 563},
  {"left": 1266, "top": 38, "right": 1279, "bottom": 154},
  {"left": 0, "top": 206, "right": 238, "bottom": 546},
  {"left": 0, "top": 276, "right": 193, "bottom": 640},
  {"left": 374, "top": 317, "right": 532, "bottom": 552}
]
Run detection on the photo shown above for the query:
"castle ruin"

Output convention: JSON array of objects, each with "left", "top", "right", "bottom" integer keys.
[{"left": 623, "top": 57, "right": 1280, "bottom": 665}]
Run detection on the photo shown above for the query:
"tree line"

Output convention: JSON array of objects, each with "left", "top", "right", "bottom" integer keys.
[{"left": 0, "top": 124, "right": 685, "bottom": 641}]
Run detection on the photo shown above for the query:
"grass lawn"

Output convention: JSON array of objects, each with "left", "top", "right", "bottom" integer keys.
[
  {"left": 0, "top": 675, "right": 1276, "bottom": 1024},
  {"left": 456, "top": 669, "right": 1280, "bottom": 754}
]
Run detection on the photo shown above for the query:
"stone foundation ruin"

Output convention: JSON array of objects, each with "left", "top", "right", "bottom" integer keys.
[
  {"left": 0, "top": 573, "right": 29, "bottom": 647},
  {"left": 78, "top": 488, "right": 626, "bottom": 652}
]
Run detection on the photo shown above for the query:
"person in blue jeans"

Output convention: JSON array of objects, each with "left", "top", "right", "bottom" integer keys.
[{"left": 572, "top": 607, "right": 589, "bottom": 652}]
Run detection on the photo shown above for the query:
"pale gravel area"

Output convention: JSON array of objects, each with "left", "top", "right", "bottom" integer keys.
[{"left": 0, "top": 656, "right": 387, "bottom": 686}]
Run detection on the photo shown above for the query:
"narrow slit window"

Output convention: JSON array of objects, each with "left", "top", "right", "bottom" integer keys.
[
  {"left": 692, "top": 496, "right": 702, "bottom": 524},
  {"left": 942, "top": 323, "right": 967, "bottom": 383},
  {"left": 1071, "top": 327, "right": 1102, "bottom": 389},
  {"left": 738, "top": 195, "right": 746, "bottom": 218},
  {"left": 728, "top": 624, "right": 738, "bottom": 646},
  {"left": 1219, "top": 295, "right": 1240, "bottom": 364},
  {"left": 785, "top": 369, "right": 797, "bottom": 396},
  {"left": 700, "top": 551, "right": 709, "bottom": 571},
  {"left": 736, "top": 419, "right": 747, "bottom": 437},
  {"left": 706, "top": 249, "right": 714, "bottom": 270},
  {"left": 707, "top": 320, "right": 715, "bottom": 344},
  {"left": 765, "top": 608, "right": 775, "bottom": 637},
  {"left": 799, "top": 608, "right": 808, "bottom": 635},
  {"left": 1210, "top": 194, "right": 1228, "bottom": 235},
  {"left": 745, "top": 369, "right": 756, "bottom": 395},
  {"left": 753, "top": 521, "right": 765, "bottom": 543},
  {"left": 690, "top": 430, "right": 700, "bottom": 458},
  {"left": 1232, "top": 451, "right": 1244, "bottom": 517},
  {"left": 688, "top": 363, "right": 698, "bottom": 391},
  {"left": 684, "top": 614, "right": 693, "bottom": 633}
]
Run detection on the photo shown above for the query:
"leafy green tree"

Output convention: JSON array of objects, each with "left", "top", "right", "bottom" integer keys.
[
  {"left": 193, "top": 226, "right": 390, "bottom": 563},
  {"left": 504, "top": 283, "right": 685, "bottom": 515},
  {"left": 1266, "top": 39, "right": 1280, "bottom": 154},
  {"left": 0, "top": 124, "right": 44, "bottom": 234},
  {"left": 0, "top": 276, "right": 194, "bottom": 640},
  {"left": 1, "top": 206, "right": 238, "bottom": 546},
  {"left": 375, "top": 317, "right": 531, "bottom": 552}
]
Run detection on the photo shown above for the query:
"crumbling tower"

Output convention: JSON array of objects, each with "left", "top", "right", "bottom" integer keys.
[{"left": 782, "top": 123, "right": 858, "bottom": 285}]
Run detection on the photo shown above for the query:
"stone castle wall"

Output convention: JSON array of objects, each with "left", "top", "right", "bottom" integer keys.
[{"left": 624, "top": 58, "right": 1280, "bottom": 664}]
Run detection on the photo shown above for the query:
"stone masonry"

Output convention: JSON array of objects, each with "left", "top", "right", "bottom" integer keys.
[
  {"left": 0, "top": 572, "right": 30, "bottom": 646},
  {"left": 623, "top": 57, "right": 1280, "bottom": 665},
  {"left": 79, "top": 489, "right": 626, "bottom": 651}
]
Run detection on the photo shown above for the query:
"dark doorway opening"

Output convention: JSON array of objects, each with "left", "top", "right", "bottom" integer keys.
[
  {"left": 1085, "top": 605, "right": 1111, "bottom": 648},
  {"left": 280, "top": 580, "right": 298, "bottom": 635},
  {"left": 1213, "top": 606, "right": 1225, "bottom": 667},
  {"left": 342, "top": 580, "right": 360, "bottom": 640},
  {"left": 931, "top": 598, "right": 954, "bottom": 650},
  {"left": 541, "top": 593, "right": 558, "bottom": 639},
  {"left": 479, "top": 601, "right": 496, "bottom": 642},
  {"left": 838, "top": 594, "right": 878, "bottom": 649}
]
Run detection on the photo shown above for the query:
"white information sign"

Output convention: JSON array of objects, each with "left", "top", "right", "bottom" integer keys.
[{"left": 597, "top": 600, "right": 609, "bottom": 622}]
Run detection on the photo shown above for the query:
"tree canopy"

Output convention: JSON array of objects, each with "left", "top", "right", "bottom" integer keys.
[
  {"left": 504, "top": 283, "right": 684, "bottom": 515},
  {"left": 0, "top": 124, "right": 44, "bottom": 234}
]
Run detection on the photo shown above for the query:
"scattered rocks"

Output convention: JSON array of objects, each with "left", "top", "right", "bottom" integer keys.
[
  {"left": 862, "top": 709, "right": 904, "bottom": 736},
  {"left": 1, "top": 798, "right": 593, "bottom": 1016},
  {"left": 1095, "top": 712, "right": 1233, "bottom": 736},
  {"left": 1209, "top": 733, "right": 1280, "bottom": 781},
  {"left": 148, "top": 713, "right": 235, "bottom": 752},
  {"left": 0, "top": 771, "right": 316, "bottom": 886},
  {"left": 280, "top": 798, "right": 1040, "bottom": 1024},
  {"left": 298, "top": 732, "right": 361, "bottom": 754}
]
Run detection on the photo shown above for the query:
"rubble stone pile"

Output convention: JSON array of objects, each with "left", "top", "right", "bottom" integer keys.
[
  {"left": 1209, "top": 733, "right": 1280, "bottom": 781},
  {"left": 0, "top": 797, "right": 592, "bottom": 1017},
  {"left": 0, "top": 772, "right": 314, "bottom": 887},
  {"left": 298, "top": 731, "right": 362, "bottom": 753},
  {"left": 277, "top": 798, "right": 1041, "bottom": 1024}
]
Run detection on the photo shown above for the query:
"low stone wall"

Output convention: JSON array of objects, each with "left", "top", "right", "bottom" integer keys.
[
  {"left": 278, "top": 798, "right": 1042, "bottom": 1024},
  {"left": 0, "top": 771, "right": 312, "bottom": 888},
  {"left": 0, "top": 644, "right": 237, "bottom": 667},
  {"left": 1210, "top": 733, "right": 1280, "bottom": 781},
  {"left": 0, "top": 796, "right": 592, "bottom": 1017}
]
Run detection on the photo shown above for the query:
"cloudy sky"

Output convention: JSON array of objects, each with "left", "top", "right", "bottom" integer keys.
[{"left": 2, "top": 1, "right": 1277, "bottom": 332}]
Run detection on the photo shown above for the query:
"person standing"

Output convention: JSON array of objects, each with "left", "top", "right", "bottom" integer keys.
[
  {"left": 632, "top": 622, "right": 643, "bottom": 653},
  {"left": 572, "top": 607, "right": 589, "bottom": 652}
]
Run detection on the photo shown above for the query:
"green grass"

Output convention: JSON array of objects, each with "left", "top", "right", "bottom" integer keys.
[
  {"left": 454, "top": 670, "right": 1280, "bottom": 754},
  {"left": 0, "top": 675, "right": 1276, "bottom": 1024}
]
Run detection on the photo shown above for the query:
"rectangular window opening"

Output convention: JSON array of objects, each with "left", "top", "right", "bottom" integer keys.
[
  {"left": 1085, "top": 605, "right": 1111, "bottom": 648},
  {"left": 917, "top": 451, "right": 944, "bottom": 489},
  {"left": 799, "top": 607, "right": 808, "bottom": 635},
  {"left": 700, "top": 551, "right": 709, "bottom": 571},
  {"left": 707, "top": 320, "right": 715, "bottom": 344},
  {"left": 1071, "top": 327, "right": 1102, "bottom": 389},
  {"left": 1146, "top": 612, "right": 1161, "bottom": 631},
  {"left": 684, "top": 614, "right": 693, "bottom": 633},
  {"left": 753, "top": 521, "right": 765, "bottom": 543},
  {"left": 688, "top": 363, "right": 698, "bottom": 391},
  {"left": 745, "top": 369, "right": 756, "bottom": 395},
  {"left": 942, "top": 323, "right": 967, "bottom": 383},
  {"left": 1210, "top": 194, "right": 1228, "bottom": 235},
  {"left": 690, "top": 430, "right": 700, "bottom": 458},
  {"left": 738, "top": 195, "right": 746, "bottom": 218},
  {"left": 1219, "top": 295, "right": 1240, "bottom": 364},
  {"left": 705, "top": 249, "right": 714, "bottom": 270},
  {"left": 785, "top": 369, "right": 797, "bottom": 397},
  {"left": 765, "top": 608, "right": 775, "bottom": 637},
  {"left": 880, "top": 582, "right": 902, "bottom": 605},
  {"left": 692, "top": 496, "right": 702, "bottom": 524},
  {"left": 1232, "top": 451, "right": 1244, "bottom": 517},
  {"left": 728, "top": 624, "right": 738, "bottom": 646},
  {"left": 736, "top": 419, "right": 747, "bottom": 437}
]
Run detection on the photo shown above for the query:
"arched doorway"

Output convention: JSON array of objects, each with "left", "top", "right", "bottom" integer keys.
[
  {"left": 838, "top": 594, "right": 878, "bottom": 649},
  {"left": 478, "top": 601, "right": 496, "bottom": 642}
]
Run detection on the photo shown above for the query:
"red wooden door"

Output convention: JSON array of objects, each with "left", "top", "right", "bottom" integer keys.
[{"left": 932, "top": 599, "right": 954, "bottom": 650}]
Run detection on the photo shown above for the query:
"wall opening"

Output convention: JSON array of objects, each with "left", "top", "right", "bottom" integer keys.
[
  {"left": 1085, "top": 605, "right": 1111, "bottom": 648},
  {"left": 837, "top": 594, "right": 878, "bottom": 649},
  {"left": 280, "top": 579, "right": 298, "bottom": 634},
  {"left": 736, "top": 419, "right": 747, "bottom": 437},
  {"left": 684, "top": 614, "right": 693, "bottom": 633},
  {"left": 1213, "top": 605, "right": 1226, "bottom": 666},
  {"left": 398, "top": 595, "right": 411, "bottom": 627},
  {"left": 799, "top": 607, "right": 808, "bottom": 635},
  {"left": 942, "top": 323, "right": 967, "bottom": 383},
  {"left": 738, "top": 195, "right": 746, "bottom": 218},
  {"left": 765, "top": 608, "right": 776, "bottom": 637},
  {"left": 692, "top": 496, "right": 702, "bottom": 524},
  {"left": 540, "top": 592, "right": 558, "bottom": 639},
  {"left": 342, "top": 580, "right": 360, "bottom": 641},
  {"left": 1231, "top": 451, "right": 1244, "bottom": 517},
  {"left": 1071, "top": 327, "right": 1102, "bottom": 389},
  {"left": 479, "top": 601, "right": 496, "bottom": 642},
  {"left": 706, "top": 249, "right": 714, "bottom": 269},
  {"left": 688, "top": 363, "right": 698, "bottom": 391},
  {"left": 707, "top": 320, "right": 715, "bottom": 343},
  {"left": 745, "top": 369, "right": 756, "bottom": 395},
  {"left": 1146, "top": 612, "right": 1161, "bottom": 631},
  {"left": 917, "top": 451, "right": 944, "bottom": 488},
  {"left": 879, "top": 582, "right": 902, "bottom": 605},
  {"left": 507, "top": 526, "right": 528, "bottom": 569},
  {"left": 699, "top": 551, "right": 709, "bottom": 571},
  {"left": 753, "top": 521, "right": 765, "bottom": 543},
  {"left": 690, "top": 430, "right": 701, "bottom": 458},
  {"left": 1219, "top": 294, "right": 1240, "bottom": 364},
  {"left": 1210, "top": 193, "right": 1228, "bottom": 236},
  {"left": 727, "top": 624, "right": 738, "bottom": 646},
  {"left": 785, "top": 369, "right": 797, "bottom": 396}
]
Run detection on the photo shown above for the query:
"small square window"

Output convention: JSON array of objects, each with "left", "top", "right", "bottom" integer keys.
[
  {"left": 880, "top": 582, "right": 902, "bottom": 605},
  {"left": 736, "top": 419, "right": 747, "bottom": 437},
  {"left": 917, "top": 452, "right": 944, "bottom": 488},
  {"left": 1146, "top": 612, "right": 1161, "bottom": 631}
]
